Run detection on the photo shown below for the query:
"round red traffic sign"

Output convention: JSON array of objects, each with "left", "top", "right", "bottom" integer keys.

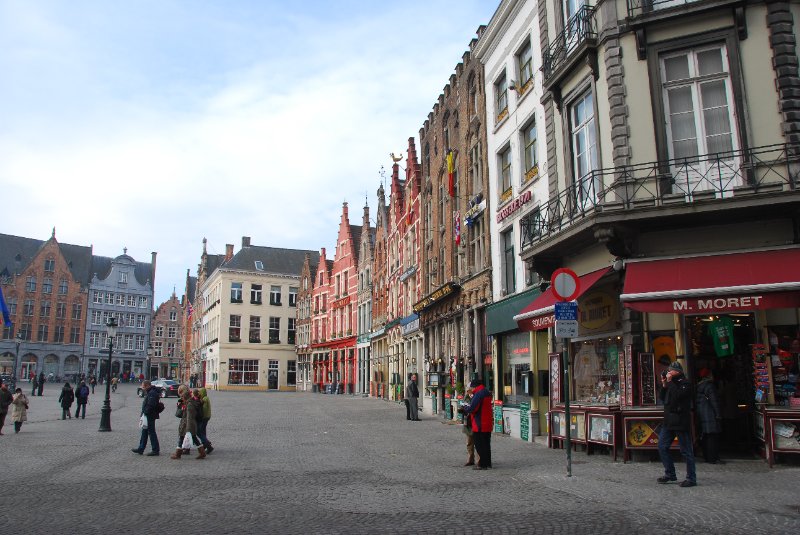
[{"left": 550, "top": 268, "right": 580, "bottom": 301}]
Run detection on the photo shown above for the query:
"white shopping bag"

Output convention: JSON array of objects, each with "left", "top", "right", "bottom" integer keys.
[
  {"left": 181, "top": 432, "right": 193, "bottom": 450},
  {"left": 139, "top": 414, "right": 148, "bottom": 430}
]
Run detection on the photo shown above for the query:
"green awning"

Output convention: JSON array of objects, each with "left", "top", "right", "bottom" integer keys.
[{"left": 486, "top": 288, "right": 541, "bottom": 335}]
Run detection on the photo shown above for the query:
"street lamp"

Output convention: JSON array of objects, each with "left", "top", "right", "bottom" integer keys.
[
  {"left": 98, "top": 317, "right": 118, "bottom": 432},
  {"left": 146, "top": 344, "right": 153, "bottom": 381},
  {"left": 12, "top": 333, "right": 22, "bottom": 391}
]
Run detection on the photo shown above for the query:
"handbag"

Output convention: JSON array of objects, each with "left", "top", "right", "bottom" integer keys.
[{"left": 175, "top": 403, "right": 184, "bottom": 418}]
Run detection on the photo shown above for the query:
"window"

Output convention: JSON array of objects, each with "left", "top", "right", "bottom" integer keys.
[
  {"left": 495, "top": 72, "right": 508, "bottom": 121},
  {"left": 25, "top": 276, "right": 36, "bottom": 292},
  {"left": 469, "top": 218, "right": 486, "bottom": 272},
  {"left": 270, "top": 286, "right": 282, "bottom": 306},
  {"left": 249, "top": 316, "right": 261, "bottom": 343},
  {"left": 138, "top": 296, "right": 148, "bottom": 308},
  {"left": 269, "top": 317, "right": 280, "bottom": 344},
  {"left": 42, "top": 278, "right": 52, "bottom": 294},
  {"left": 119, "top": 271, "right": 128, "bottom": 284},
  {"left": 288, "top": 317, "right": 296, "bottom": 345},
  {"left": 169, "top": 309, "right": 177, "bottom": 321},
  {"left": 289, "top": 287, "right": 298, "bottom": 307},
  {"left": 89, "top": 331, "right": 100, "bottom": 348},
  {"left": 166, "top": 342, "right": 175, "bottom": 357},
  {"left": 168, "top": 326, "right": 176, "bottom": 338},
  {"left": 255, "top": 260, "right": 264, "bottom": 271},
  {"left": 251, "top": 284, "right": 262, "bottom": 304},
  {"left": 40, "top": 300, "right": 51, "bottom": 318},
  {"left": 44, "top": 259, "right": 55, "bottom": 272},
  {"left": 23, "top": 299, "right": 34, "bottom": 316},
  {"left": 137, "top": 314, "right": 146, "bottom": 328},
  {"left": 105, "top": 292, "right": 114, "bottom": 305},
  {"left": 470, "top": 143, "right": 482, "bottom": 194},
  {"left": 58, "top": 279, "right": 68, "bottom": 295},
  {"left": 501, "top": 228, "right": 515, "bottom": 295},
  {"left": 522, "top": 119, "right": 538, "bottom": 181},
  {"left": 54, "top": 325, "right": 64, "bottom": 343},
  {"left": 135, "top": 335, "right": 145, "bottom": 351},
  {"left": 70, "top": 327, "right": 80, "bottom": 344},
  {"left": 229, "top": 315, "right": 241, "bottom": 342},
  {"left": 287, "top": 360, "right": 297, "bottom": 386},
  {"left": 231, "top": 282, "right": 243, "bottom": 303},
  {"left": 116, "top": 294, "right": 125, "bottom": 306},
  {"left": 124, "top": 334, "right": 134, "bottom": 350},
  {"left": 155, "top": 325, "right": 164, "bottom": 337},
  {"left": 498, "top": 145, "right": 512, "bottom": 200},
  {"left": 571, "top": 90, "right": 599, "bottom": 208},
  {"left": 153, "top": 341, "right": 163, "bottom": 357},
  {"left": 468, "top": 73, "right": 477, "bottom": 117},
  {"left": 228, "top": 359, "right": 259, "bottom": 385},
  {"left": 37, "top": 324, "right": 49, "bottom": 342},
  {"left": 501, "top": 331, "right": 531, "bottom": 406},
  {"left": 19, "top": 323, "right": 32, "bottom": 341},
  {"left": 93, "top": 291, "right": 103, "bottom": 304},
  {"left": 56, "top": 302, "right": 67, "bottom": 319},
  {"left": 517, "top": 39, "right": 533, "bottom": 92},
  {"left": 7, "top": 297, "right": 16, "bottom": 315}
]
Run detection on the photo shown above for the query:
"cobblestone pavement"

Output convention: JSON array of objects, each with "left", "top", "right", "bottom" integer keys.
[{"left": 1, "top": 384, "right": 798, "bottom": 534}]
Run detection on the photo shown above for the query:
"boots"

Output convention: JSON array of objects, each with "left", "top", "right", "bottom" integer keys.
[
  {"left": 464, "top": 456, "right": 475, "bottom": 466},
  {"left": 170, "top": 448, "right": 182, "bottom": 460},
  {"left": 196, "top": 446, "right": 206, "bottom": 459}
]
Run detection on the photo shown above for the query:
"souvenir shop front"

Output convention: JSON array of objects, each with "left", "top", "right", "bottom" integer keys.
[{"left": 620, "top": 248, "right": 800, "bottom": 465}]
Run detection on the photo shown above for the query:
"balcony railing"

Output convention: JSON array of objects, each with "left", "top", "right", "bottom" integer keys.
[
  {"left": 542, "top": 5, "right": 596, "bottom": 82},
  {"left": 627, "top": 0, "right": 702, "bottom": 18},
  {"left": 520, "top": 143, "right": 800, "bottom": 250}
]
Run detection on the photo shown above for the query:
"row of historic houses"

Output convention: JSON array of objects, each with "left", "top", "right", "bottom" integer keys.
[{"left": 294, "top": 0, "right": 800, "bottom": 466}]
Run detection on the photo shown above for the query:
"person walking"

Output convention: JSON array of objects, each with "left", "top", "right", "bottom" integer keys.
[
  {"left": 196, "top": 387, "right": 213, "bottom": 454},
  {"left": 696, "top": 368, "right": 723, "bottom": 464},
  {"left": 132, "top": 380, "right": 161, "bottom": 456},
  {"left": 657, "top": 361, "right": 697, "bottom": 487},
  {"left": 90, "top": 375, "right": 97, "bottom": 394},
  {"left": 460, "top": 378, "right": 493, "bottom": 470},
  {"left": 170, "top": 386, "right": 205, "bottom": 459},
  {"left": 74, "top": 381, "right": 90, "bottom": 419},
  {"left": 111, "top": 376, "right": 118, "bottom": 393},
  {"left": 31, "top": 375, "right": 38, "bottom": 397},
  {"left": 0, "top": 382, "right": 13, "bottom": 435},
  {"left": 58, "top": 382, "right": 75, "bottom": 420},
  {"left": 11, "top": 388, "right": 28, "bottom": 433},
  {"left": 37, "top": 372, "right": 45, "bottom": 396},
  {"left": 405, "top": 373, "right": 420, "bottom": 421}
]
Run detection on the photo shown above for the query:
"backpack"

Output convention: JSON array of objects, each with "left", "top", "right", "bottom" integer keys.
[{"left": 156, "top": 401, "right": 165, "bottom": 414}]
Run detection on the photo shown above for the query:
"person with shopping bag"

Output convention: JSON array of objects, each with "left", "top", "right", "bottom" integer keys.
[
  {"left": 170, "top": 386, "right": 205, "bottom": 459},
  {"left": 132, "top": 380, "right": 162, "bottom": 456}
]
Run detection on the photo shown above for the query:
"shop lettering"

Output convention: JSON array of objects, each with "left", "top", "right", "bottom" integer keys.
[
  {"left": 496, "top": 190, "right": 532, "bottom": 223},
  {"left": 528, "top": 314, "right": 555, "bottom": 330},
  {"left": 672, "top": 295, "right": 763, "bottom": 312}
]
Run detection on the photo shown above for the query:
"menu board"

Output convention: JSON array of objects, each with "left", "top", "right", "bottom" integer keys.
[
  {"left": 638, "top": 353, "right": 657, "bottom": 406},
  {"left": 520, "top": 401, "right": 531, "bottom": 442},
  {"left": 625, "top": 417, "right": 679, "bottom": 449},
  {"left": 493, "top": 400, "right": 504, "bottom": 433},
  {"left": 549, "top": 353, "right": 561, "bottom": 407},
  {"left": 621, "top": 345, "right": 634, "bottom": 407},
  {"left": 444, "top": 394, "right": 452, "bottom": 419},
  {"left": 569, "top": 413, "right": 586, "bottom": 441},
  {"left": 588, "top": 414, "right": 614, "bottom": 444},
  {"left": 551, "top": 411, "right": 565, "bottom": 438}
]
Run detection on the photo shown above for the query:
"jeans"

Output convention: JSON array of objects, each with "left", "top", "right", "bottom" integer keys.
[
  {"left": 197, "top": 418, "right": 211, "bottom": 448},
  {"left": 61, "top": 407, "right": 71, "bottom": 419},
  {"left": 137, "top": 414, "right": 159, "bottom": 453},
  {"left": 75, "top": 402, "right": 86, "bottom": 419},
  {"left": 473, "top": 431, "right": 492, "bottom": 468},
  {"left": 658, "top": 426, "right": 696, "bottom": 483}
]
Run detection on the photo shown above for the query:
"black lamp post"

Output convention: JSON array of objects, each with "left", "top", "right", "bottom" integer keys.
[
  {"left": 98, "top": 317, "right": 118, "bottom": 432},
  {"left": 12, "top": 333, "right": 22, "bottom": 391}
]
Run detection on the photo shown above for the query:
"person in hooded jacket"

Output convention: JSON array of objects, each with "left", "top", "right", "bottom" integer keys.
[
  {"left": 58, "top": 382, "right": 74, "bottom": 420},
  {"left": 132, "top": 380, "right": 161, "bottom": 456},
  {"left": 196, "top": 387, "right": 213, "bottom": 454},
  {"left": 696, "top": 368, "right": 723, "bottom": 464},
  {"left": 11, "top": 388, "right": 28, "bottom": 433},
  {"left": 74, "top": 381, "right": 90, "bottom": 419},
  {"left": 460, "top": 379, "right": 493, "bottom": 470},
  {"left": 657, "top": 361, "right": 696, "bottom": 487},
  {"left": 171, "top": 387, "right": 205, "bottom": 459}
]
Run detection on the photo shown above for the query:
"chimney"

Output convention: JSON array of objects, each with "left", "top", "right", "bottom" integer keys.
[
  {"left": 150, "top": 251, "right": 158, "bottom": 293},
  {"left": 242, "top": 236, "right": 251, "bottom": 248},
  {"left": 225, "top": 244, "right": 234, "bottom": 261}
]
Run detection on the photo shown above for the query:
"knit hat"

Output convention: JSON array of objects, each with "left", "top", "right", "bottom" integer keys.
[
  {"left": 668, "top": 360, "right": 683, "bottom": 373},
  {"left": 698, "top": 368, "right": 711, "bottom": 378}
]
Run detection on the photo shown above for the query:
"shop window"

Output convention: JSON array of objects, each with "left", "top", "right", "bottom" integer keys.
[
  {"left": 228, "top": 358, "right": 259, "bottom": 385},
  {"left": 571, "top": 337, "right": 621, "bottom": 404},
  {"left": 501, "top": 331, "right": 530, "bottom": 406}
]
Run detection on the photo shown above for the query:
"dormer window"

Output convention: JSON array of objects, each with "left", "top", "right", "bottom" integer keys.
[{"left": 255, "top": 260, "right": 264, "bottom": 271}]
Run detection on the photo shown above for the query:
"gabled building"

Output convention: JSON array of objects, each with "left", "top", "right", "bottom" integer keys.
[
  {"left": 310, "top": 248, "right": 333, "bottom": 391},
  {"left": 183, "top": 270, "right": 198, "bottom": 382},
  {"left": 356, "top": 202, "right": 375, "bottom": 395},
  {"left": 192, "top": 238, "right": 228, "bottom": 386},
  {"left": 151, "top": 291, "right": 184, "bottom": 380},
  {"left": 370, "top": 184, "right": 390, "bottom": 398},
  {"left": 296, "top": 252, "right": 319, "bottom": 391}
]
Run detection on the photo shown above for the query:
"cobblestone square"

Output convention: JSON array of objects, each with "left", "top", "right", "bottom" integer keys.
[{"left": 1, "top": 384, "right": 797, "bottom": 534}]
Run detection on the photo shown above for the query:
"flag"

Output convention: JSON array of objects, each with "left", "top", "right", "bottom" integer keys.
[
  {"left": 454, "top": 210, "right": 461, "bottom": 246},
  {"left": 186, "top": 301, "right": 193, "bottom": 319},
  {"left": 446, "top": 150, "right": 455, "bottom": 197},
  {"left": 0, "top": 285, "right": 11, "bottom": 327}
]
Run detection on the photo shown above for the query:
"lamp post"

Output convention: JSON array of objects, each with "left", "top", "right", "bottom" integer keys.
[
  {"left": 98, "top": 317, "right": 118, "bottom": 432},
  {"left": 146, "top": 344, "right": 153, "bottom": 381},
  {"left": 12, "top": 333, "right": 22, "bottom": 391}
]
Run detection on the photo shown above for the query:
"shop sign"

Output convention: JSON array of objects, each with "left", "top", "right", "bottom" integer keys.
[
  {"left": 496, "top": 190, "right": 532, "bottom": 223},
  {"left": 520, "top": 401, "right": 531, "bottom": 442},
  {"left": 399, "top": 265, "right": 417, "bottom": 282},
  {"left": 493, "top": 400, "right": 504, "bottom": 433},
  {"left": 401, "top": 317, "right": 420, "bottom": 336},
  {"left": 578, "top": 291, "right": 617, "bottom": 331},
  {"left": 464, "top": 199, "right": 486, "bottom": 224},
  {"left": 332, "top": 295, "right": 351, "bottom": 309},
  {"left": 625, "top": 418, "right": 679, "bottom": 449},
  {"left": 413, "top": 282, "right": 460, "bottom": 313}
]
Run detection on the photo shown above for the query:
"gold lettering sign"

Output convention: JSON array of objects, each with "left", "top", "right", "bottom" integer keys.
[{"left": 578, "top": 291, "right": 617, "bottom": 331}]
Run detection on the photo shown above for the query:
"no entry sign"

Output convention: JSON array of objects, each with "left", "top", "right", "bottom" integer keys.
[{"left": 551, "top": 268, "right": 580, "bottom": 302}]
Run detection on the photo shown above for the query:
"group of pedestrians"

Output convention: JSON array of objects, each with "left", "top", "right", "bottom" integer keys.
[
  {"left": 132, "top": 382, "right": 214, "bottom": 459},
  {"left": 57, "top": 381, "right": 91, "bottom": 419}
]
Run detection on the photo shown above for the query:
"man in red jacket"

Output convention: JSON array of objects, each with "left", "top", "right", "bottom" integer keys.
[{"left": 460, "top": 378, "right": 493, "bottom": 470}]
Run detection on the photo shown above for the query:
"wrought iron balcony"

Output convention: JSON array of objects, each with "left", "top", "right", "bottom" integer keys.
[
  {"left": 627, "top": 0, "right": 702, "bottom": 18},
  {"left": 542, "top": 6, "right": 597, "bottom": 84},
  {"left": 520, "top": 143, "right": 800, "bottom": 250}
]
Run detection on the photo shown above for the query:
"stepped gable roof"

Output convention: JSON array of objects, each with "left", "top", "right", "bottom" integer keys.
[
  {"left": 350, "top": 225, "right": 363, "bottom": 256},
  {"left": 90, "top": 254, "right": 154, "bottom": 286},
  {"left": 0, "top": 232, "right": 93, "bottom": 286},
  {"left": 225, "top": 245, "right": 319, "bottom": 277}
]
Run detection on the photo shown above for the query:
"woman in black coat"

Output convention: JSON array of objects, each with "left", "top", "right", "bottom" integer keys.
[
  {"left": 696, "top": 369, "right": 723, "bottom": 464},
  {"left": 58, "top": 382, "right": 75, "bottom": 420}
]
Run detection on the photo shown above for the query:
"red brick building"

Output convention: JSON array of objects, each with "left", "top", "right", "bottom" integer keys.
[{"left": 151, "top": 291, "right": 185, "bottom": 380}]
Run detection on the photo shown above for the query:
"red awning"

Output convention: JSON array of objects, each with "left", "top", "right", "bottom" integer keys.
[
  {"left": 621, "top": 248, "right": 800, "bottom": 313},
  {"left": 514, "top": 267, "right": 611, "bottom": 331}
]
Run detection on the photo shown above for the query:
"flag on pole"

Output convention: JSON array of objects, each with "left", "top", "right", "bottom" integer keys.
[
  {"left": 454, "top": 210, "right": 461, "bottom": 246},
  {"left": 0, "top": 285, "right": 12, "bottom": 327},
  {"left": 446, "top": 151, "right": 455, "bottom": 197},
  {"left": 186, "top": 301, "right": 193, "bottom": 319}
]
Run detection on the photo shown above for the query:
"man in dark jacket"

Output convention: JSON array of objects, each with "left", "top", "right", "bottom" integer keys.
[
  {"left": 657, "top": 361, "right": 696, "bottom": 487},
  {"left": 132, "top": 381, "right": 161, "bottom": 456},
  {"left": 37, "top": 372, "right": 45, "bottom": 396},
  {"left": 0, "top": 382, "right": 13, "bottom": 435},
  {"left": 406, "top": 373, "right": 420, "bottom": 421},
  {"left": 460, "top": 379, "right": 493, "bottom": 470},
  {"left": 74, "top": 381, "right": 90, "bottom": 419}
]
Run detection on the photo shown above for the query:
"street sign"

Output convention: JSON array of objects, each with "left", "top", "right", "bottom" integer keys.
[
  {"left": 554, "top": 301, "right": 578, "bottom": 321},
  {"left": 551, "top": 268, "right": 580, "bottom": 302},
  {"left": 555, "top": 319, "right": 578, "bottom": 338}
]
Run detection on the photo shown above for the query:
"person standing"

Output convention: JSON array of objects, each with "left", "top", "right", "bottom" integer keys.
[
  {"left": 460, "top": 386, "right": 477, "bottom": 466},
  {"left": 406, "top": 373, "right": 420, "bottom": 421},
  {"left": 0, "top": 382, "right": 13, "bottom": 435},
  {"left": 31, "top": 375, "right": 38, "bottom": 397},
  {"left": 74, "top": 381, "right": 90, "bottom": 419},
  {"left": 461, "top": 379, "right": 493, "bottom": 470},
  {"left": 196, "top": 387, "right": 213, "bottom": 454},
  {"left": 11, "top": 388, "right": 28, "bottom": 433},
  {"left": 657, "top": 361, "right": 697, "bottom": 487},
  {"left": 111, "top": 376, "right": 118, "bottom": 393},
  {"left": 696, "top": 368, "right": 723, "bottom": 464},
  {"left": 132, "top": 380, "right": 161, "bottom": 456},
  {"left": 90, "top": 375, "right": 97, "bottom": 394},
  {"left": 58, "top": 382, "right": 75, "bottom": 420},
  {"left": 37, "top": 372, "right": 45, "bottom": 396},
  {"left": 403, "top": 374, "right": 412, "bottom": 420}
]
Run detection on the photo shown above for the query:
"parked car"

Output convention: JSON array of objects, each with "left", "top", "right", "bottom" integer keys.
[
  {"left": 137, "top": 379, "right": 181, "bottom": 398},
  {"left": 0, "top": 373, "right": 12, "bottom": 385}
]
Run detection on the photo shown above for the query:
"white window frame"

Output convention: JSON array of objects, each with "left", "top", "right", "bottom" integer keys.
[{"left": 570, "top": 89, "right": 599, "bottom": 209}]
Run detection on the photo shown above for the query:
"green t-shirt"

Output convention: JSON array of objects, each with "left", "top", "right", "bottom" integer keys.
[{"left": 708, "top": 317, "right": 735, "bottom": 357}]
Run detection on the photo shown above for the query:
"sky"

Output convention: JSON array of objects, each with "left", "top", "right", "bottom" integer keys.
[{"left": 0, "top": 0, "right": 498, "bottom": 305}]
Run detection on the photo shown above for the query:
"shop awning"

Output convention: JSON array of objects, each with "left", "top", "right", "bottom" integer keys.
[
  {"left": 620, "top": 248, "right": 800, "bottom": 313},
  {"left": 514, "top": 267, "right": 611, "bottom": 331},
  {"left": 486, "top": 287, "right": 541, "bottom": 335}
]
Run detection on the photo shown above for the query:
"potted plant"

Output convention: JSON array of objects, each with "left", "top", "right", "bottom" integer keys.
[{"left": 455, "top": 381, "right": 465, "bottom": 397}]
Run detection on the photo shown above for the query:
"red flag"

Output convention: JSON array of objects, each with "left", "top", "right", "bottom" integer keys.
[{"left": 446, "top": 151, "right": 455, "bottom": 197}]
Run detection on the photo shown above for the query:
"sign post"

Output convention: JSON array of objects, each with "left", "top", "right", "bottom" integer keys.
[{"left": 551, "top": 268, "right": 580, "bottom": 477}]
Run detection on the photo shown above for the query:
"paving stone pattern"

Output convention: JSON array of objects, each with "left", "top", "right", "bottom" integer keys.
[{"left": 1, "top": 384, "right": 798, "bottom": 534}]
